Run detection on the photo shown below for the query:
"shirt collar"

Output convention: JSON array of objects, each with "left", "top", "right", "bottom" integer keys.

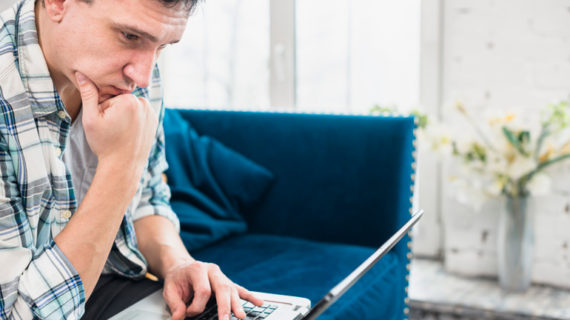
[{"left": 16, "top": 0, "right": 65, "bottom": 118}]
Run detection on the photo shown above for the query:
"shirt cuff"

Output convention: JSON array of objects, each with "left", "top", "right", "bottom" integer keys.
[
  {"left": 132, "top": 204, "right": 180, "bottom": 233},
  {"left": 17, "top": 241, "right": 85, "bottom": 319}
]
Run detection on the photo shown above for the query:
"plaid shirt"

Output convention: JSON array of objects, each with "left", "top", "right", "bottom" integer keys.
[{"left": 0, "top": 0, "right": 180, "bottom": 318}]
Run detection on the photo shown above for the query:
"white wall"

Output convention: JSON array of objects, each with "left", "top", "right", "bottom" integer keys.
[
  {"left": 0, "top": 0, "right": 15, "bottom": 12},
  {"left": 438, "top": 0, "right": 570, "bottom": 288}
]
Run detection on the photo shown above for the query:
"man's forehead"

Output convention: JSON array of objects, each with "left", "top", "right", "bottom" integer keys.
[
  {"left": 89, "top": 0, "right": 193, "bottom": 12},
  {"left": 92, "top": 0, "right": 191, "bottom": 21},
  {"left": 101, "top": 0, "right": 189, "bottom": 42}
]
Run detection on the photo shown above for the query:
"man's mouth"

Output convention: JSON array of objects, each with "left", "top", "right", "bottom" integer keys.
[
  {"left": 108, "top": 86, "right": 133, "bottom": 96},
  {"left": 98, "top": 86, "right": 134, "bottom": 103},
  {"left": 98, "top": 94, "right": 114, "bottom": 103}
]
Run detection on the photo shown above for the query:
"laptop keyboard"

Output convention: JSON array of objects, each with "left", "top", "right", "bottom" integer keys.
[{"left": 186, "top": 299, "right": 279, "bottom": 320}]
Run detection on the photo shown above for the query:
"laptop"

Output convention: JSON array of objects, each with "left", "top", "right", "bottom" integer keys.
[{"left": 111, "top": 209, "right": 424, "bottom": 320}]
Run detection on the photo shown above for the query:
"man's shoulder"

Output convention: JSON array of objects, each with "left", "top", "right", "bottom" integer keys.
[
  {"left": 0, "top": 1, "right": 19, "bottom": 39},
  {"left": 0, "top": 2, "right": 31, "bottom": 132},
  {"left": 0, "top": 2, "right": 20, "bottom": 79},
  {"left": 0, "top": 25, "right": 25, "bottom": 114},
  {"left": 0, "top": 1, "right": 33, "bottom": 103}
]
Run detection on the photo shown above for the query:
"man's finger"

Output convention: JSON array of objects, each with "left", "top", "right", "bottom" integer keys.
[
  {"left": 74, "top": 72, "right": 99, "bottom": 107},
  {"left": 186, "top": 265, "right": 212, "bottom": 316},
  {"left": 214, "top": 286, "right": 232, "bottom": 320},
  {"left": 230, "top": 287, "right": 246, "bottom": 319},
  {"left": 162, "top": 286, "right": 187, "bottom": 320},
  {"left": 236, "top": 285, "right": 264, "bottom": 307}
]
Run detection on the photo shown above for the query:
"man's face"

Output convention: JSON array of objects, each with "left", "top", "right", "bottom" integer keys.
[{"left": 54, "top": 0, "right": 188, "bottom": 102}]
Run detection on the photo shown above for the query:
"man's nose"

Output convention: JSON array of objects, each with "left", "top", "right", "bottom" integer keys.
[{"left": 123, "top": 51, "right": 156, "bottom": 89}]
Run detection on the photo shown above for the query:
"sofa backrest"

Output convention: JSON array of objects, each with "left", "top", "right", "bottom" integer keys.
[{"left": 165, "top": 109, "right": 417, "bottom": 255}]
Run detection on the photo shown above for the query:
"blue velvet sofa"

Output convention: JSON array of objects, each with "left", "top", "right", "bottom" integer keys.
[{"left": 162, "top": 108, "right": 418, "bottom": 320}]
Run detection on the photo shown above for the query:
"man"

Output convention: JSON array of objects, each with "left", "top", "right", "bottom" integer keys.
[{"left": 0, "top": 0, "right": 262, "bottom": 319}]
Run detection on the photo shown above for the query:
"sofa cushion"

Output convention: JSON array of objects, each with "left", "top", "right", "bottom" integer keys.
[
  {"left": 191, "top": 234, "right": 404, "bottom": 320},
  {"left": 163, "top": 110, "right": 275, "bottom": 250}
]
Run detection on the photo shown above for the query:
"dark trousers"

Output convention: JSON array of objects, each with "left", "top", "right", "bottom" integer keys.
[{"left": 82, "top": 274, "right": 163, "bottom": 319}]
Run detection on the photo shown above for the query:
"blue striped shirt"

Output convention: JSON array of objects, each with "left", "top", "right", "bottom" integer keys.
[{"left": 0, "top": 0, "right": 180, "bottom": 318}]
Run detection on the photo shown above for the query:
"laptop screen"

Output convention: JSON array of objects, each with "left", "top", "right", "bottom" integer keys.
[{"left": 302, "top": 209, "right": 424, "bottom": 320}]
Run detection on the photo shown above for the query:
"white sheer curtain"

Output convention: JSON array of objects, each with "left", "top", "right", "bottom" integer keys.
[
  {"left": 296, "top": 0, "right": 421, "bottom": 113},
  {"left": 161, "top": 0, "right": 270, "bottom": 109},
  {"left": 162, "top": 0, "right": 420, "bottom": 113}
]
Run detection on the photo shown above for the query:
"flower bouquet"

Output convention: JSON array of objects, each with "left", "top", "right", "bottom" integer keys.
[
  {"left": 428, "top": 101, "right": 570, "bottom": 203},
  {"left": 427, "top": 100, "right": 570, "bottom": 291}
]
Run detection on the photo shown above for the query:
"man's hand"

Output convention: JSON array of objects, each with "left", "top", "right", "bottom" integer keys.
[
  {"left": 162, "top": 261, "right": 264, "bottom": 320},
  {"left": 55, "top": 75, "right": 160, "bottom": 298},
  {"left": 75, "top": 72, "right": 158, "bottom": 172}
]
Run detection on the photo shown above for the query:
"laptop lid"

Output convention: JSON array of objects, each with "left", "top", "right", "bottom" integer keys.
[{"left": 301, "top": 209, "right": 424, "bottom": 320}]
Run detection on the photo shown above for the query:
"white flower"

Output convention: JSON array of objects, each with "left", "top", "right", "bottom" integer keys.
[
  {"left": 485, "top": 179, "right": 504, "bottom": 197},
  {"left": 433, "top": 101, "right": 570, "bottom": 199},
  {"left": 526, "top": 173, "right": 551, "bottom": 196},
  {"left": 449, "top": 173, "right": 493, "bottom": 211},
  {"left": 506, "top": 155, "right": 535, "bottom": 181},
  {"left": 487, "top": 153, "right": 508, "bottom": 174},
  {"left": 421, "top": 122, "right": 454, "bottom": 157},
  {"left": 550, "top": 127, "right": 570, "bottom": 154}
]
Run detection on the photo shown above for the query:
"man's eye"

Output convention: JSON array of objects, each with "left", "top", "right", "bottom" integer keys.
[{"left": 122, "top": 32, "right": 139, "bottom": 41}]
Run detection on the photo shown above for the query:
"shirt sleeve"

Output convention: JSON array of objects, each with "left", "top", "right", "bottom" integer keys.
[
  {"left": 0, "top": 141, "right": 85, "bottom": 319},
  {"left": 131, "top": 106, "right": 180, "bottom": 232},
  {"left": 130, "top": 67, "right": 180, "bottom": 232}
]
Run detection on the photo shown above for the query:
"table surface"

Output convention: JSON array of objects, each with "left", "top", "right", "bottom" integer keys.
[{"left": 409, "top": 258, "right": 570, "bottom": 320}]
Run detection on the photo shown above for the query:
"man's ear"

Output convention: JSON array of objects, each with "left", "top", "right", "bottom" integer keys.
[{"left": 43, "top": 0, "right": 67, "bottom": 23}]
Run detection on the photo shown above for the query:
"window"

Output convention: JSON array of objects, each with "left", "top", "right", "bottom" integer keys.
[
  {"left": 161, "top": 0, "right": 270, "bottom": 108},
  {"left": 296, "top": 0, "right": 420, "bottom": 113},
  {"left": 162, "top": 0, "right": 420, "bottom": 114}
]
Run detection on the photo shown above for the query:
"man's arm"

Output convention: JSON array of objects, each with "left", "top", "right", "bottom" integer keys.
[
  {"left": 54, "top": 72, "right": 159, "bottom": 299},
  {"left": 134, "top": 215, "right": 263, "bottom": 320},
  {"left": 54, "top": 158, "right": 143, "bottom": 298},
  {"left": 134, "top": 215, "right": 192, "bottom": 278},
  {"left": 0, "top": 71, "right": 155, "bottom": 318},
  {"left": 0, "top": 144, "right": 87, "bottom": 319},
  {"left": 131, "top": 65, "right": 263, "bottom": 320}
]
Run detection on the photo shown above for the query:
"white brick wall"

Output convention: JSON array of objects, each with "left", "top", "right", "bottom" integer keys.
[{"left": 439, "top": 0, "right": 570, "bottom": 288}]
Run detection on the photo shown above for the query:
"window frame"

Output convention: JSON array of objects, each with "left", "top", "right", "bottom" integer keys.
[{"left": 269, "top": 0, "right": 296, "bottom": 109}]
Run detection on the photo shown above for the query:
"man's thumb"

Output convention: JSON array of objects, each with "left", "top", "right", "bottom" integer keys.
[{"left": 75, "top": 72, "right": 98, "bottom": 107}]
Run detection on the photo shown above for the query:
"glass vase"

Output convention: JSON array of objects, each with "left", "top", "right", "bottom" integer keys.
[{"left": 497, "top": 195, "right": 534, "bottom": 292}]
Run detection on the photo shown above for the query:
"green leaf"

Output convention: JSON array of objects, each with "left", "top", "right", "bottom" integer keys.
[
  {"left": 518, "top": 130, "right": 530, "bottom": 146},
  {"left": 410, "top": 110, "right": 429, "bottom": 129},
  {"left": 502, "top": 126, "right": 530, "bottom": 157},
  {"left": 472, "top": 142, "right": 487, "bottom": 162},
  {"left": 524, "top": 153, "right": 570, "bottom": 183},
  {"left": 533, "top": 127, "right": 550, "bottom": 160},
  {"left": 370, "top": 104, "right": 397, "bottom": 115},
  {"left": 452, "top": 141, "right": 460, "bottom": 156}
]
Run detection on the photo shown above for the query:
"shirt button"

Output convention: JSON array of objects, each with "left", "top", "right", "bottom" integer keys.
[
  {"left": 55, "top": 148, "right": 62, "bottom": 157},
  {"left": 62, "top": 210, "right": 72, "bottom": 220},
  {"left": 57, "top": 110, "right": 67, "bottom": 119}
]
